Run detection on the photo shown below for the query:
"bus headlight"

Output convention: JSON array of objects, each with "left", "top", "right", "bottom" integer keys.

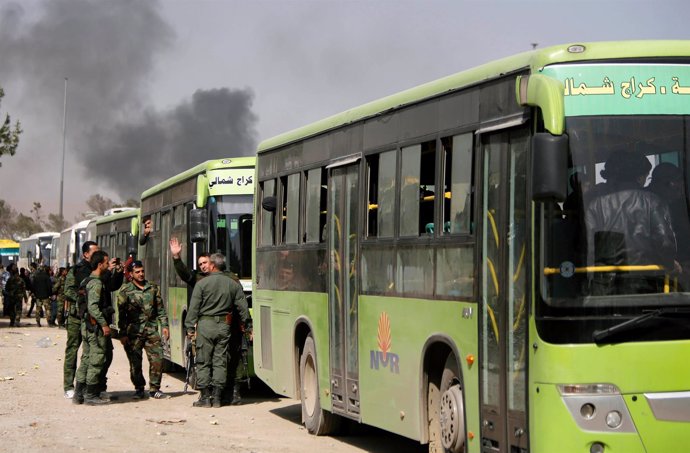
[
  {"left": 580, "top": 403, "right": 596, "bottom": 420},
  {"left": 557, "top": 384, "right": 636, "bottom": 433},
  {"left": 605, "top": 410, "right": 622, "bottom": 429}
]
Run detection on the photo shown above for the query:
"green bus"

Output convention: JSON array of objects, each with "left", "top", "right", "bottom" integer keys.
[
  {"left": 95, "top": 208, "right": 140, "bottom": 261},
  {"left": 252, "top": 41, "right": 690, "bottom": 453},
  {"left": 139, "top": 157, "right": 255, "bottom": 369}
]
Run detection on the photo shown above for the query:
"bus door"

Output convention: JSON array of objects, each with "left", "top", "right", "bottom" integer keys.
[
  {"left": 480, "top": 126, "right": 529, "bottom": 453},
  {"left": 160, "top": 210, "right": 171, "bottom": 307},
  {"left": 327, "top": 161, "right": 361, "bottom": 419}
]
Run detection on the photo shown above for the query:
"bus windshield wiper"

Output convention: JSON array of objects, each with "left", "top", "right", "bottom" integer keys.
[{"left": 593, "top": 307, "right": 690, "bottom": 344}]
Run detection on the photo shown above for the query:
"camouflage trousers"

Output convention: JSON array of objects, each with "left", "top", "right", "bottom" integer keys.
[
  {"left": 35, "top": 298, "right": 52, "bottom": 325},
  {"left": 56, "top": 298, "right": 66, "bottom": 325},
  {"left": 63, "top": 316, "right": 83, "bottom": 391},
  {"left": 195, "top": 317, "right": 231, "bottom": 389},
  {"left": 76, "top": 323, "right": 113, "bottom": 387},
  {"left": 7, "top": 297, "right": 22, "bottom": 326},
  {"left": 123, "top": 328, "right": 165, "bottom": 392}
]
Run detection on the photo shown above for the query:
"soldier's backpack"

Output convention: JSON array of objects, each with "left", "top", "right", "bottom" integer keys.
[{"left": 76, "top": 276, "right": 96, "bottom": 320}]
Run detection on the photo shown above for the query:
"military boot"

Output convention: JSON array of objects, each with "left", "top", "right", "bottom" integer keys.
[
  {"left": 231, "top": 383, "right": 242, "bottom": 405},
  {"left": 84, "top": 384, "right": 110, "bottom": 405},
  {"left": 212, "top": 386, "right": 223, "bottom": 408},
  {"left": 193, "top": 387, "right": 212, "bottom": 408},
  {"left": 72, "top": 382, "right": 85, "bottom": 405}
]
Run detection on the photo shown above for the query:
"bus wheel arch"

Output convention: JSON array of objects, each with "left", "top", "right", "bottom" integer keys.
[
  {"left": 293, "top": 318, "right": 313, "bottom": 399},
  {"left": 299, "top": 334, "right": 339, "bottom": 435},
  {"left": 423, "top": 339, "right": 466, "bottom": 453}
]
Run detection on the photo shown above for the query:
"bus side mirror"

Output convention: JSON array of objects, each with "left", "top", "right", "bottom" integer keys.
[
  {"left": 532, "top": 133, "right": 568, "bottom": 202},
  {"left": 126, "top": 234, "right": 137, "bottom": 258},
  {"left": 190, "top": 209, "right": 208, "bottom": 243},
  {"left": 262, "top": 196, "right": 277, "bottom": 212}
]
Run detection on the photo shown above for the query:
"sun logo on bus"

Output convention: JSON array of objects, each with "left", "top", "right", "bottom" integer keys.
[
  {"left": 370, "top": 311, "right": 399, "bottom": 374},
  {"left": 377, "top": 312, "right": 392, "bottom": 360}
]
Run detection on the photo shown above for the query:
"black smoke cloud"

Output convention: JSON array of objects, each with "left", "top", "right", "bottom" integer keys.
[
  {"left": 0, "top": 0, "right": 257, "bottom": 204},
  {"left": 84, "top": 87, "right": 258, "bottom": 198}
]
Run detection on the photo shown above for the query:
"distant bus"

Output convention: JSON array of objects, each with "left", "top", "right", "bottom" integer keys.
[
  {"left": 95, "top": 208, "right": 139, "bottom": 261},
  {"left": 252, "top": 41, "right": 690, "bottom": 453},
  {"left": 138, "top": 157, "right": 255, "bottom": 369},
  {"left": 57, "top": 220, "right": 92, "bottom": 268},
  {"left": 18, "top": 232, "right": 60, "bottom": 269}
]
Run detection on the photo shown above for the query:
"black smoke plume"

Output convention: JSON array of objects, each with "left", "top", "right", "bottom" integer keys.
[
  {"left": 0, "top": 0, "right": 257, "bottom": 204},
  {"left": 84, "top": 88, "right": 258, "bottom": 198}
]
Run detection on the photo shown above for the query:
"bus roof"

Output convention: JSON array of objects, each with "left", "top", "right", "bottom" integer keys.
[
  {"left": 258, "top": 40, "right": 690, "bottom": 153},
  {"left": 140, "top": 156, "right": 256, "bottom": 200},
  {"left": 22, "top": 231, "right": 60, "bottom": 241},
  {"left": 95, "top": 208, "right": 140, "bottom": 225},
  {"left": 61, "top": 219, "right": 92, "bottom": 233}
]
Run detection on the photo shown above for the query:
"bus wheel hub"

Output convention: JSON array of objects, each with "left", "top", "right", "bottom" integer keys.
[{"left": 439, "top": 385, "right": 465, "bottom": 452}]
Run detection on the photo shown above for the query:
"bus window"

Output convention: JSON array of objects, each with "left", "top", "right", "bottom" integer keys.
[
  {"left": 371, "top": 150, "right": 397, "bottom": 237},
  {"left": 305, "top": 168, "right": 326, "bottom": 243},
  {"left": 442, "top": 133, "right": 474, "bottom": 234},
  {"left": 260, "top": 179, "right": 276, "bottom": 246},
  {"left": 400, "top": 140, "right": 436, "bottom": 236},
  {"left": 285, "top": 173, "right": 300, "bottom": 245}
]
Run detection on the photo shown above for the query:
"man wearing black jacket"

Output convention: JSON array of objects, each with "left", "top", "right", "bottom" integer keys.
[{"left": 32, "top": 265, "right": 54, "bottom": 326}]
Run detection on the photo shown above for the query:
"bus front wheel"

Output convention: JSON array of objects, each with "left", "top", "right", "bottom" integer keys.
[
  {"left": 299, "top": 335, "right": 338, "bottom": 435},
  {"left": 428, "top": 354, "right": 465, "bottom": 453}
]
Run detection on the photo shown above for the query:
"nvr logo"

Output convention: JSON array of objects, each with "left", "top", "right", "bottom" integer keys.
[{"left": 370, "top": 312, "right": 399, "bottom": 374}]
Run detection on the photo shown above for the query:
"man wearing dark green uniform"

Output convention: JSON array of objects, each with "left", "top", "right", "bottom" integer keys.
[
  {"left": 117, "top": 260, "right": 170, "bottom": 399},
  {"left": 63, "top": 241, "right": 99, "bottom": 399},
  {"left": 170, "top": 236, "right": 247, "bottom": 405},
  {"left": 185, "top": 253, "right": 250, "bottom": 408},
  {"left": 73, "top": 250, "right": 112, "bottom": 406}
]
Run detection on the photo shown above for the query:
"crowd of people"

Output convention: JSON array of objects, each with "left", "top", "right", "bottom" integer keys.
[{"left": 1, "top": 219, "right": 252, "bottom": 408}]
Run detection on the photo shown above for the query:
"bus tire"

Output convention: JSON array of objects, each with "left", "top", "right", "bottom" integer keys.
[
  {"left": 428, "top": 354, "right": 465, "bottom": 453},
  {"left": 299, "top": 335, "right": 338, "bottom": 435}
]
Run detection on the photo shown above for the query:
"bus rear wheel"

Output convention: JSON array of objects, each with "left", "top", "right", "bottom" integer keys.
[
  {"left": 300, "top": 335, "right": 338, "bottom": 435},
  {"left": 428, "top": 354, "right": 465, "bottom": 453}
]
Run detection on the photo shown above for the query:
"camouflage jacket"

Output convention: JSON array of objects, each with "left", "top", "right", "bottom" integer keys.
[
  {"left": 117, "top": 280, "right": 169, "bottom": 339},
  {"left": 5, "top": 274, "right": 26, "bottom": 301},
  {"left": 52, "top": 274, "right": 66, "bottom": 302}
]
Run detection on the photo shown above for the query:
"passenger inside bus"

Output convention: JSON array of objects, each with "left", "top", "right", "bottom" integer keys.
[
  {"left": 648, "top": 162, "right": 690, "bottom": 289},
  {"left": 585, "top": 151, "right": 678, "bottom": 295}
]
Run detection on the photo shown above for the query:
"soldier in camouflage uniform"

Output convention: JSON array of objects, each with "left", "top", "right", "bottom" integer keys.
[
  {"left": 53, "top": 267, "right": 68, "bottom": 328},
  {"left": 117, "top": 260, "right": 170, "bottom": 399},
  {"left": 5, "top": 264, "right": 26, "bottom": 327}
]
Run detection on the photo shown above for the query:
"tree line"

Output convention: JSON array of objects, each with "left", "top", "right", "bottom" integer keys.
[{"left": 0, "top": 194, "right": 138, "bottom": 241}]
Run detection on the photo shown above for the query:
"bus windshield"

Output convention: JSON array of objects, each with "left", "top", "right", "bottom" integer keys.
[
  {"left": 538, "top": 115, "right": 690, "bottom": 343},
  {"left": 211, "top": 194, "right": 253, "bottom": 279}
]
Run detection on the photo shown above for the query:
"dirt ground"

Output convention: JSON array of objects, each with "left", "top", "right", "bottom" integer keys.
[{"left": 0, "top": 314, "right": 426, "bottom": 453}]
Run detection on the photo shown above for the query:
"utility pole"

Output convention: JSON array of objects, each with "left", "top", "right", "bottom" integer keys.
[{"left": 59, "top": 77, "right": 67, "bottom": 222}]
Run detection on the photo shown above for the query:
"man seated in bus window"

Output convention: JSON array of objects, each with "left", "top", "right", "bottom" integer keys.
[{"left": 585, "top": 151, "right": 678, "bottom": 295}]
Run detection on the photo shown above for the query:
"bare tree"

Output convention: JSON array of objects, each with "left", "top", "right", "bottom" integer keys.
[
  {"left": 85, "top": 194, "right": 115, "bottom": 215},
  {"left": 0, "top": 86, "right": 22, "bottom": 167}
]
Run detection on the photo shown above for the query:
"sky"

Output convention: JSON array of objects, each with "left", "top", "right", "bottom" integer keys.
[{"left": 0, "top": 0, "right": 689, "bottom": 223}]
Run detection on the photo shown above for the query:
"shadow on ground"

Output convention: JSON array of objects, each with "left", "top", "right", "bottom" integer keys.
[{"left": 269, "top": 404, "right": 427, "bottom": 453}]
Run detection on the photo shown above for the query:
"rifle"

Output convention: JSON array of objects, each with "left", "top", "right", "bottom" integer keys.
[
  {"left": 239, "top": 332, "right": 251, "bottom": 389},
  {"left": 184, "top": 339, "right": 195, "bottom": 393}
]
